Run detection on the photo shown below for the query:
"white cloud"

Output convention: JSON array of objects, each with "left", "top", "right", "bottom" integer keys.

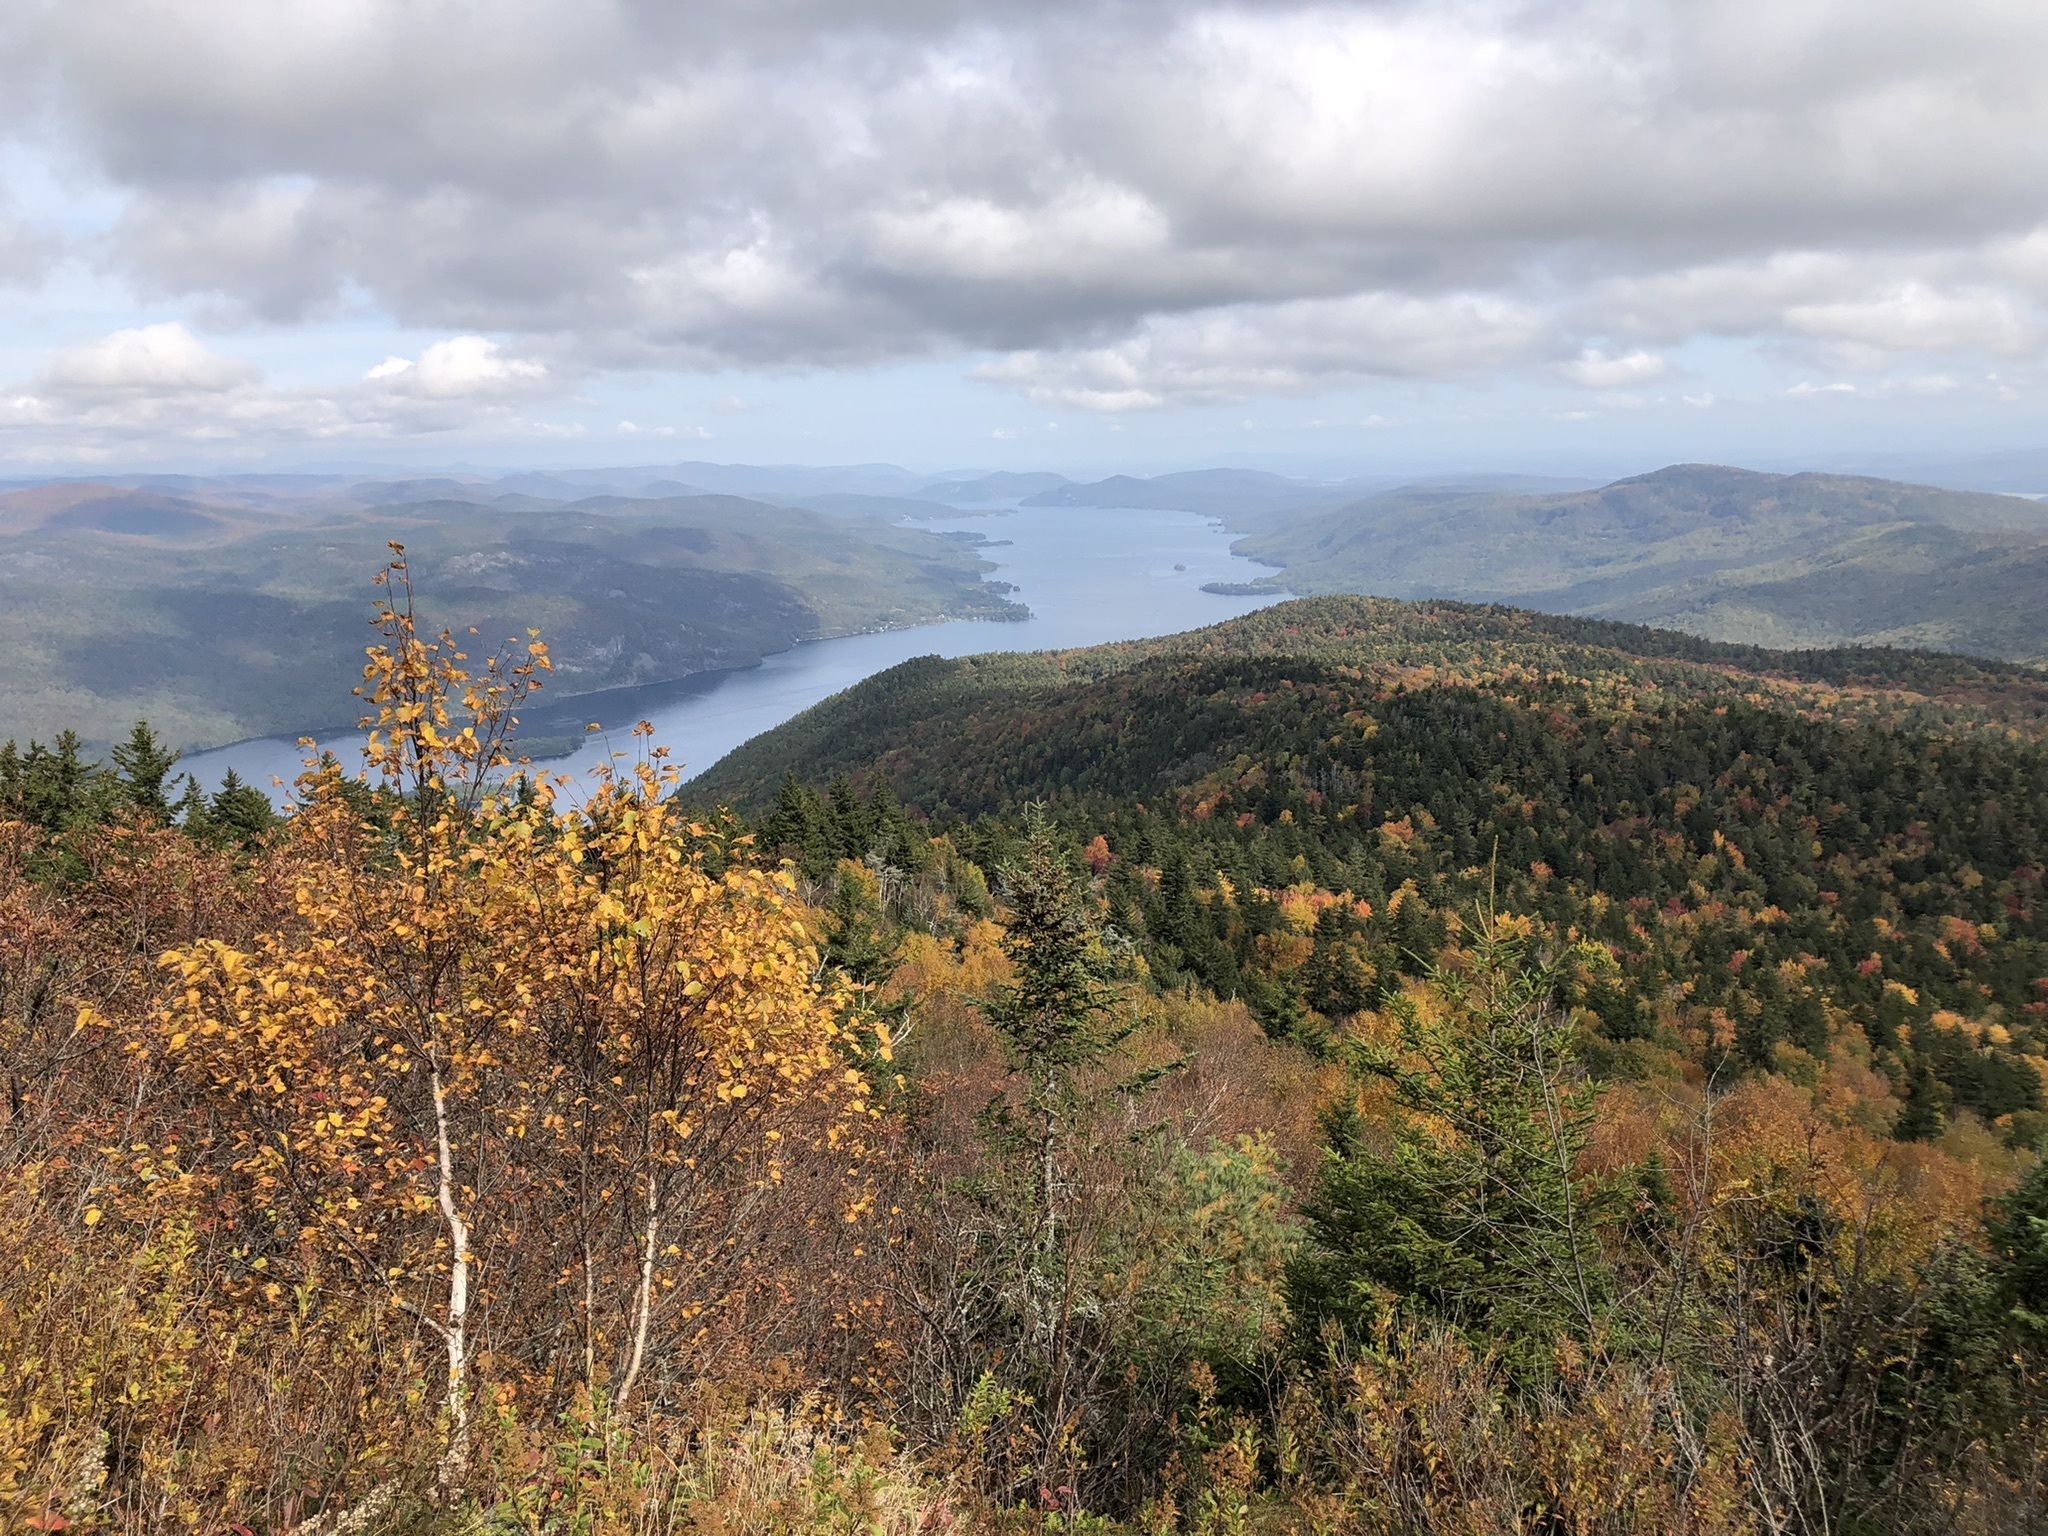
[
  {"left": 1786, "top": 282, "right": 2034, "bottom": 360},
  {"left": 0, "top": 323, "right": 575, "bottom": 455},
  {"left": 38, "top": 322, "right": 255, "bottom": 395},
  {"left": 1787, "top": 371, "right": 1980, "bottom": 401},
  {"left": 1560, "top": 348, "right": 1668, "bottom": 389},
  {"left": 368, "top": 335, "right": 550, "bottom": 399}
]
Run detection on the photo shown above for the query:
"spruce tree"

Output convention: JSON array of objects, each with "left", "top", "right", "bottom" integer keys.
[
  {"left": 1289, "top": 926, "right": 1616, "bottom": 1373},
  {"left": 210, "top": 770, "right": 279, "bottom": 849},
  {"left": 111, "top": 720, "right": 180, "bottom": 821}
]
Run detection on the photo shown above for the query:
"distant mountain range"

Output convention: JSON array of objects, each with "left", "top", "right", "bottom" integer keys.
[
  {"left": 1009, "top": 462, "right": 2048, "bottom": 665},
  {"left": 1221, "top": 464, "right": 2048, "bottom": 664},
  {"left": 7, "top": 454, "right": 2045, "bottom": 755},
  {"left": 1021, "top": 468, "right": 1600, "bottom": 517},
  {"left": 0, "top": 476, "right": 1022, "bottom": 751}
]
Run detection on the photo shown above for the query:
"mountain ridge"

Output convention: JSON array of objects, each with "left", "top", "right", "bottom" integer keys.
[{"left": 693, "top": 592, "right": 2048, "bottom": 809}]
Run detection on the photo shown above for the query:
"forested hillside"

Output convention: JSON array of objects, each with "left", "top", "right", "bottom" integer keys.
[
  {"left": 705, "top": 594, "right": 2048, "bottom": 1121},
  {"left": 0, "top": 478, "right": 1019, "bottom": 751},
  {"left": 5, "top": 581, "right": 2047, "bottom": 1533},
  {"left": 1224, "top": 466, "right": 2048, "bottom": 662}
]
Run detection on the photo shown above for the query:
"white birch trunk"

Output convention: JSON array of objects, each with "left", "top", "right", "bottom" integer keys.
[
  {"left": 615, "top": 1169, "right": 662, "bottom": 1408},
  {"left": 430, "top": 1061, "right": 472, "bottom": 1488}
]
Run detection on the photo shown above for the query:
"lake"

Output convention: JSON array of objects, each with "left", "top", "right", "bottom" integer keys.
[{"left": 181, "top": 505, "right": 1285, "bottom": 801}]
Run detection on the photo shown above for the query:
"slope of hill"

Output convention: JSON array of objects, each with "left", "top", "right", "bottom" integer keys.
[
  {"left": 1018, "top": 468, "right": 1604, "bottom": 520},
  {"left": 0, "top": 486, "right": 1020, "bottom": 750},
  {"left": 0, "top": 483, "right": 267, "bottom": 539},
  {"left": 703, "top": 589, "right": 2048, "bottom": 1143},
  {"left": 1231, "top": 464, "right": 2048, "bottom": 663},
  {"left": 699, "top": 593, "right": 2048, "bottom": 809}
]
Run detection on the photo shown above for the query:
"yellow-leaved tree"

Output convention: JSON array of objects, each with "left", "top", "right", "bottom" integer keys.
[{"left": 130, "top": 546, "right": 876, "bottom": 1500}]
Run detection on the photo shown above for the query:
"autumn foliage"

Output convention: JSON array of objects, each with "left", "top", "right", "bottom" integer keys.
[
  {"left": 3, "top": 565, "right": 2047, "bottom": 1533},
  {"left": 2, "top": 552, "right": 882, "bottom": 1531}
]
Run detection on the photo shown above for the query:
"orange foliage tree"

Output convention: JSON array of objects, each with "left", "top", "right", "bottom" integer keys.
[{"left": 117, "top": 547, "right": 878, "bottom": 1500}]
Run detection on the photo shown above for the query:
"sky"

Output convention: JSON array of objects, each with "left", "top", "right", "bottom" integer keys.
[{"left": 3, "top": 0, "right": 2048, "bottom": 479}]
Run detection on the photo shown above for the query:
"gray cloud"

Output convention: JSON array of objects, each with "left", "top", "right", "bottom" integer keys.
[{"left": 4, "top": 0, "right": 2048, "bottom": 411}]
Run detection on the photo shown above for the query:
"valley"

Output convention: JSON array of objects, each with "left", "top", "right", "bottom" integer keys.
[{"left": 0, "top": 472, "right": 1024, "bottom": 751}]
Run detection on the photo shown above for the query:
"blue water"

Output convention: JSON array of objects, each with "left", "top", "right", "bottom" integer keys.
[{"left": 181, "top": 505, "right": 1283, "bottom": 802}]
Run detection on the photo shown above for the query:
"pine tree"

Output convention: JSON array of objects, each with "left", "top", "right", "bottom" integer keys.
[
  {"left": 209, "top": 770, "right": 279, "bottom": 849},
  {"left": 111, "top": 720, "right": 181, "bottom": 821},
  {"left": 826, "top": 773, "right": 871, "bottom": 862},
  {"left": 976, "top": 808, "right": 1149, "bottom": 1493},
  {"left": 822, "top": 864, "right": 912, "bottom": 1055},
  {"left": 1990, "top": 1146, "right": 2048, "bottom": 1344},
  {"left": 172, "top": 773, "right": 213, "bottom": 841},
  {"left": 0, "top": 738, "right": 20, "bottom": 818},
  {"left": 763, "top": 772, "right": 825, "bottom": 863},
  {"left": 32, "top": 731, "right": 93, "bottom": 833},
  {"left": 1896, "top": 1059, "right": 1950, "bottom": 1142}
]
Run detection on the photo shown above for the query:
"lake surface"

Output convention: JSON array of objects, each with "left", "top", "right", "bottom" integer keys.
[{"left": 182, "top": 505, "right": 1284, "bottom": 802}]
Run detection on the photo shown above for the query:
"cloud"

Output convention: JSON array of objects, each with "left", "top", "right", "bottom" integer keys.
[
  {"left": 0, "top": 322, "right": 574, "bottom": 456},
  {"left": 38, "top": 322, "right": 255, "bottom": 396},
  {"left": 3, "top": 0, "right": 2048, "bottom": 420},
  {"left": 0, "top": 211, "right": 48, "bottom": 289},
  {"left": 1786, "top": 372, "right": 1975, "bottom": 401},
  {"left": 616, "top": 419, "right": 709, "bottom": 439},
  {"left": 976, "top": 290, "right": 1553, "bottom": 410},
  {"left": 1560, "top": 348, "right": 1669, "bottom": 389},
  {"left": 1786, "top": 282, "right": 2035, "bottom": 362},
  {"left": 364, "top": 336, "right": 550, "bottom": 399}
]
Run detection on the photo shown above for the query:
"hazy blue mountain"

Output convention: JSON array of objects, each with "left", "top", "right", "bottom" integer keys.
[
  {"left": 1022, "top": 467, "right": 1342, "bottom": 515},
  {"left": 913, "top": 470, "right": 1072, "bottom": 503},
  {"left": 779, "top": 492, "right": 967, "bottom": 520},
  {"left": 1233, "top": 464, "right": 2048, "bottom": 663}
]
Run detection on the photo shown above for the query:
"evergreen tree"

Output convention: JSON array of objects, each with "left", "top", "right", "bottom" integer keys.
[
  {"left": 985, "top": 808, "right": 1127, "bottom": 1117},
  {"left": 1289, "top": 927, "right": 1615, "bottom": 1373},
  {"left": 1154, "top": 845, "right": 1197, "bottom": 951},
  {"left": 762, "top": 772, "right": 826, "bottom": 866},
  {"left": 209, "top": 770, "right": 279, "bottom": 849},
  {"left": 974, "top": 808, "right": 1163, "bottom": 1501},
  {"left": 172, "top": 773, "right": 214, "bottom": 841},
  {"left": 0, "top": 738, "right": 20, "bottom": 817},
  {"left": 31, "top": 731, "right": 94, "bottom": 833},
  {"left": 826, "top": 773, "right": 871, "bottom": 862},
  {"left": 822, "top": 864, "right": 912, "bottom": 1049},
  {"left": 1990, "top": 1148, "right": 2048, "bottom": 1344},
  {"left": 1896, "top": 1059, "right": 1950, "bottom": 1142},
  {"left": 111, "top": 720, "right": 181, "bottom": 821}
]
